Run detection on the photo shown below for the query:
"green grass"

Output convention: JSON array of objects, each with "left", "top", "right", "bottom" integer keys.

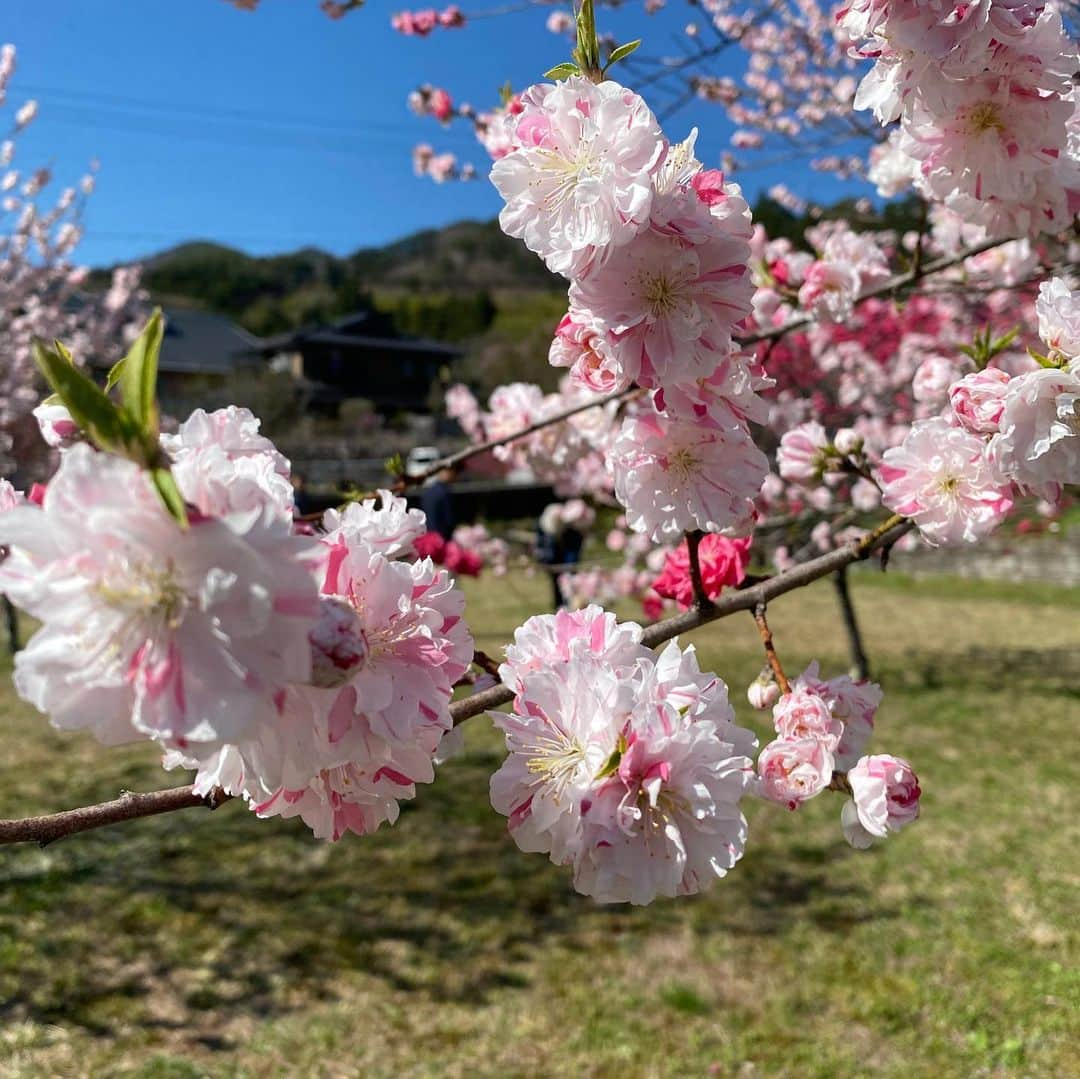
[{"left": 0, "top": 571, "right": 1078, "bottom": 1077}]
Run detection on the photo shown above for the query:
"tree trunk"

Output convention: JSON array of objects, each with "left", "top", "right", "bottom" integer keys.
[{"left": 832, "top": 565, "right": 870, "bottom": 681}]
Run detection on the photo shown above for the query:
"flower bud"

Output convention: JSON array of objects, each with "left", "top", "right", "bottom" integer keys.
[
  {"left": 308, "top": 597, "right": 367, "bottom": 688},
  {"left": 747, "top": 668, "right": 780, "bottom": 710}
]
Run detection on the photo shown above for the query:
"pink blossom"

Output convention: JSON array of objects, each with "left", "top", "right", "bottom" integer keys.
[
  {"left": 429, "top": 88, "right": 453, "bottom": 124},
  {"left": 912, "top": 355, "right": 961, "bottom": 404},
  {"left": 988, "top": 367, "right": 1080, "bottom": 490},
  {"left": 798, "top": 260, "right": 859, "bottom": 322},
  {"left": 841, "top": 754, "right": 921, "bottom": 848},
  {"left": 948, "top": 368, "right": 1012, "bottom": 434},
  {"left": 651, "top": 533, "right": 750, "bottom": 610},
  {"left": 549, "top": 311, "right": 628, "bottom": 396},
  {"left": 772, "top": 687, "right": 843, "bottom": 751},
  {"left": 608, "top": 403, "right": 767, "bottom": 542},
  {"left": 570, "top": 191, "right": 753, "bottom": 391},
  {"left": 776, "top": 421, "right": 831, "bottom": 484},
  {"left": 1036, "top": 276, "right": 1080, "bottom": 362},
  {"left": 322, "top": 489, "right": 426, "bottom": 560},
  {"left": 877, "top": 418, "right": 1013, "bottom": 546},
  {"left": 491, "top": 76, "right": 665, "bottom": 277},
  {"left": 0, "top": 445, "right": 322, "bottom": 751},
  {"left": 493, "top": 633, "right": 756, "bottom": 904},
  {"left": 163, "top": 406, "right": 294, "bottom": 520},
  {"left": 32, "top": 401, "right": 80, "bottom": 449},
  {"left": 747, "top": 669, "right": 780, "bottom": 710},
  {"left": 756, "top": 737, "right": 833, "bottom": 810},
  {"left": 499, "top": 605, "right": 645, "bottom": 697}
]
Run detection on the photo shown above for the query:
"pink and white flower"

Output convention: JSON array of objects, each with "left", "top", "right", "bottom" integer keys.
[
  {"left": 948, "top": 368, "right": 1012, "bottom": 434},
  {"left": 569, "top": 196, "right": 753, "bottom": 391},
  {"left": 777, "top": 421, "right": 831, "bottom": 484},
  {"left": 1036, "top": 276, "right": 1080, "bottom": 362},
  {"left": 877, "top": 417, "right": 1013, "bottom": 545},
  {"left": 988, "top": 367, "right": 1080, "bottom": 489},
  {"left": 321, "top": 489, "right": 426, "bottom": 559},
  {"left": 0, "top": 445, "right": 322, "bottom": 750},
  {"left": 772, "top": 687, "right": 844, "bottom": 751},
  {"left": 500, "top": 604, "right": 645, "bottom": 697},
  {"left": 32, "top": 401, "right": 80, "bottom": 449},
  {"left": 756, "top": 737, "right": 834, "bottom": 810},
  {"left": 608, "top": 403, "right": 767, "bottom": 541},
  {"left": 841, "top": 753, "right": 921, "bottom": 849},
  {"left": 491, "top": 76, "right": 665, "bottom": 277}
]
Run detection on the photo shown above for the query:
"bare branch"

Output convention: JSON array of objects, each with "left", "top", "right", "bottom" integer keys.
[{"left": 0, "top": 785, "right": 229, "bottom": 847}]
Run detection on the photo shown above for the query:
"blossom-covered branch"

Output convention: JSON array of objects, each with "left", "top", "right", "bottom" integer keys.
[{"left": 0, "top": 511, "right": 909, "bottom": 847}]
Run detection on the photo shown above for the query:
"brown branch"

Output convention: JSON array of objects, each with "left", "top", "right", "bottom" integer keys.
[
  {"left": 752, "top": 603, "right": 791, "bottom": 695},
  {"left": 452, "top": 512, "right": 911, "bottom": 725},
  {"left": 0, "top": 514, "right": 910, "bottom": 846},
  {"left": 685, "top": 529, "right": 712, "bottom": 610},
  {"left": 0, "top": 785, "right": 229, "bottom": 847},
  {"left": 403, "top": 386, "right": 639, "bottom": 490}
]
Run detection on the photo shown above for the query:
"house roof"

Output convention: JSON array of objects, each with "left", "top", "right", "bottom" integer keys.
[
  {"left": 250, "top": 310, "right": 462, "bottom": 358},
  {"left": 90, "top": 307, "right": 262, "bottom": 376}
]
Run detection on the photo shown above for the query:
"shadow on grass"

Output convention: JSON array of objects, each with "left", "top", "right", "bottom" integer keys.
[
  {"left": 884, "top": 645, "right": 1080, "bottom": 696},
  {"left": 0, "top": 737, "right": 912, "bottom": 1046}
]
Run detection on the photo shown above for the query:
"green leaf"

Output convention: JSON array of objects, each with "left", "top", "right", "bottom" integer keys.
[
  {"left": 104, "top": 357, "right": 126, "bottom": 393},
  {"left": 606, "top": 39, "right": 641, "bottom": 68},
  {"left": 385, "top": 452, "right": 405, "bottom": 478},
  {"left": 497, "top": 80, "right": 514, "bottom": 106},
  {"left": 1027, "top": 346, "right": 1066, "bottom": 370},
  {"left": 150, "top": 467, "right": 189, "bottom": 528},
  {"left": 544, "top": 62, "right": 580, "bottom": 80},
  {"left": 120, "top": 309, "right": 164, "bottom": 437},
  {"left": 33, "top": 340, "right": 133, "bottom": 455}
]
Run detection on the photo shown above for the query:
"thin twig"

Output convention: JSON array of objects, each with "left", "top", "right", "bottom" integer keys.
[
  {"left": 752, "top": 602, "right": 791, "bottom": 695},
  {"left": 404, "top": 386, "right": 639, "bottom": 490}
]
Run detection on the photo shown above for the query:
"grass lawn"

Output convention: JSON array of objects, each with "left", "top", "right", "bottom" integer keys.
[{"left": 0, "top": 569, "right": 1077, "bottom": 1078}]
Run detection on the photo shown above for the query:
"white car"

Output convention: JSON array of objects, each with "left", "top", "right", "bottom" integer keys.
[{"left": 405, "top": 445, "right": 442, "bottom": 478}]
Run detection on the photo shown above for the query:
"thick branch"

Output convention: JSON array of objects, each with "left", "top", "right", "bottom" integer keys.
[
  {"left": 685, "top": 529, "right": 712, "bottom": 610},
  {"left": 0, "top": 515, "right": 910, "bottom": 846},
  {"left": 452, "top": 513, "right": 911, "bottom": 724}
]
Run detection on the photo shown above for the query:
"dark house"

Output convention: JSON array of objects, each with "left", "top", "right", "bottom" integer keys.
[
  {"left": 250, "top": 310, "right": 462, "bottom": 415},
  {"left": 89, "top": 306, "right": 263, "bottom": 416}
]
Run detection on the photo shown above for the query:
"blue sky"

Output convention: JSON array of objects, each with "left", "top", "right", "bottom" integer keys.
[{"left": 5, "top": 1, "right": 864, "bottom": 267}]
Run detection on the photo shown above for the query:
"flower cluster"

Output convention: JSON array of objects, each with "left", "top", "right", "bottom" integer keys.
[
  {"left": 756, "top": 661, "right": 882, "bottom": 804},
  {"left": 0, "top": 44, "right": 147, "bottom": 477},
  {"left": 391, "top": 5, "right": 464, "bottom": 36},
  {"left": 490, "top": 77, "right": 769, "bottom": 540},
  {"left": 755, "top": 664, "right": 919, "bottom": 845},
  {"left": 838, "top": 0, "right": 1080, "bottom": 235},
  {"left": 875, "top": 276, "right": 1080, "bottom": 547},
  {"left": 491, "top": 606, "right": 757, "bottom": 904},
  {"left": 0, "top": 407, "right": 474, "bottom": 842}
]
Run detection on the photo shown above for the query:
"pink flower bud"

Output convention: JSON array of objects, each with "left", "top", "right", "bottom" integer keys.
[
  {"left": 841, "top": 753, "right": 921, "bottom": 848},
  {"left": 756, "top": 737, "right": 834, "bottom": 810},
  {"left": 747, "top": 670, "right": 780, "bottom": 710}
]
